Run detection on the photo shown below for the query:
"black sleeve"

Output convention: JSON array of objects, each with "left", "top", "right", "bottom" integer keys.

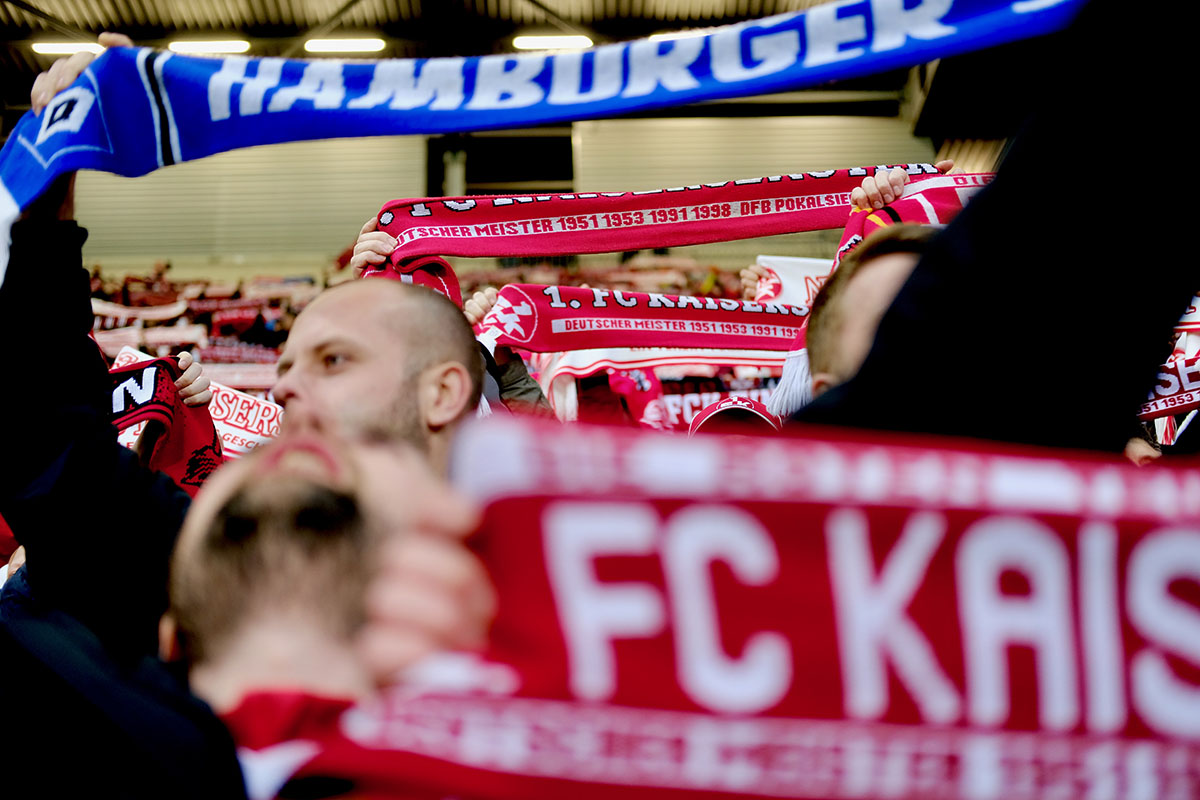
[
  {"left": 796, "top": 0, "right": 1195, "bottom": 453},
  {"left": 0, "top": 218, "right": 190, "bottom": 662}
]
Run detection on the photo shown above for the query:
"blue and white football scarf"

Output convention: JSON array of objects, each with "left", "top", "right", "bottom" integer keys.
[{"left": 0, "top": 0, "right": 1084, "bottom": 287}]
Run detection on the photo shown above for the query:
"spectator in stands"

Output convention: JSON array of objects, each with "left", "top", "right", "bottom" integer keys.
[
  {"left": 804, "top": 224, "right": 937, "bottom": 399},
  {"left": 795, "top": 0, "right": 1195, "bottom": 456},
  {"left": 0, "top": 36, "right": 494, "bottom": 795},
  {"left": 164, "top": 432, "right": 490, "bottom": 717},
  {"left": 350, "top": 218, "right": 552, "bottom": 418},
  {"left": 272, "top": 279, "right": 483, "bottom": 477}
]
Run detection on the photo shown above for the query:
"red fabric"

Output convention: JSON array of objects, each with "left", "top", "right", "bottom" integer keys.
[
  {"left": 477, "top": 284, "right": 805, "bottom": 353},
  {"left": 109, "top": 358, "right": 223, "bottom": 495},
  {"left": 361, "top": 254, "right": 464, "bottom": 308},
  {"left": 1140, "top": 353, "right": 1200, "bottom": 421},
  {"left": 222, "top": 692, "right": 353, "bottom": 752},
  {"left": 0, "top": 513, "right": 16, "bottom": 562},
  {"left": 834, "top": 173, "right": 994, "bottom": 266},
  {"left": 375, "top": 168, "right": 945, "bottom": 261},
  {"left": 687, "top": 395, "right": 781, "bottom": 435},
  {"left": 226, "top": 419, "right": 1200, "bottom": 798},
  {"left": 1176, "top": 294, "right": 1200, "bottom": 333},
  {"left": 608, "top": 368, "right": 668, "bottom": 430}
]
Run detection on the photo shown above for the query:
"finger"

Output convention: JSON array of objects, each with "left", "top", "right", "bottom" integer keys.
[
  {"left": 177, "top": 350, "right": 193, "bottom": 370},
  {"left": 59, "top": 51, "right": 94, "bottom": 91},
  {"left": 861, "top": 176, "right": 885, "bottom": 209},
  {"left": 36, "top": 61, "right": 67, "bottom": 112},
  {"left": 179, "top": 375, "right": 211, "bottom": 400},
  {"left": 184, "top": 387, "right": 213, "bottom": 407},
  {"left": 365, "top": 580, "right": 482, "bottom": 648},
  {"left": 353, "top": 445, "right": 481, "bottom": 537},
  {"left": 175, "top": 360, "right": 202, "bottom": 388},
  {"left": 7, "top": 546, "right": 26, "bottom": 579},
  {"left": 471, "top": 290, "right": 496, "bottom": 316},
  {"left": 31, "top": 73, "right": 51, "bottom": 114},
  {"left": 372, "top": 548, "right": 496, "bottom": 643},
  {"left": 352, "top": 243, "right": 391, "bottom": 263},
  {"left": 463, "top": 300, "right": 484, "bottom": 325},
  {"left": 359, "top": 216, "right": 379, "bottom": 236},
  {"left": 352, "top": 249, "right": 388, "bottom": 265},
  {"left": 850, "top": 186, "right": 868, "bottom": 210},
  {"left": 483, "top": 286, "right": 498, "bottom": 303},
  {"left": 356, "top": 237, "right": 395, "bottom": 256},
  {"left": 98, "top": 33, "right": 135, "bottom": 49},
  {"left": 353, "top": 234, "right": 396, "bottom": 260},
  {"left": 886, "top": 166, "right": 908, "bottom": 201},
  {"left": 44, "top": 58, "right": 68, "bottom": 89},
  {"left": 935, "top": 159, "right": 954, "bottom": 174},
  {"left": 377, "top": 535, "right": 486, "bottom": 591}
]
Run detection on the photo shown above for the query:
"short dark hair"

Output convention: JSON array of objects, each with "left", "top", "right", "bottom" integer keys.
[
  {"left": 807, "top": 224, "right": 938, "bottom": 375},
  {"left": 169, "top": 478, "right": 371, "bottom": 664}
]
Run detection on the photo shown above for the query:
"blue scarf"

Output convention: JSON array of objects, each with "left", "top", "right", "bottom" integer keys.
[{"left": 0, "top": 0, "right": 1084, "bottom": 285}]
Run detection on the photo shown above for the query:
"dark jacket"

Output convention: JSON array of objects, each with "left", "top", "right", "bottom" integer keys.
[
  {"left": 0, "top": 218, "right": 245, "bottom": 798},
  {"left": 797, "top": 0, "right": 1194, "bottom": 454}
]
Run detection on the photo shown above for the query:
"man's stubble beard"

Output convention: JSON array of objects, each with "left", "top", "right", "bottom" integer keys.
[{"left": 343, "top": 370, "right": 429, "bottom": 455}]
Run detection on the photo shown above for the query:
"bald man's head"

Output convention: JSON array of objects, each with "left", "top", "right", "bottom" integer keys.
[{"left": 272, "top": 281, "right": 483, "bottom": 453}]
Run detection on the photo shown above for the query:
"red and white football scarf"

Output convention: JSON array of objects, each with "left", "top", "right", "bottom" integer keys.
[
  {"left": 1176, "top": 293, "right": 1200, "bottom": 334},
  {"left": 1140, "top": 352, "right": 1200, "bottom": 421},
  {"left": 833, "top": 173, "right": 994, "bottom": 266},
  {"left": 113, "top": 346, "right": 281, "bottom": 458},
  {"left": 109, "top": 358, "right": 222, "bottom": 495},
  {"left": 477, "top": 284, "right": 805, "bottom": 353},
  {"left": 376, "top": 167, "right": 948, "bottom": 262},
  {"left": 230, "top": 417, "right": 1200, "bottom": 800}
]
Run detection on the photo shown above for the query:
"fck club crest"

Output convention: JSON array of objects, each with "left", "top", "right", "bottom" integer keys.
[
  {"left": 486, "top": 286, "right": 538, "bottom": 344},
  {"left": 755, "top": 268, "right": 783, "bottom": 303}
]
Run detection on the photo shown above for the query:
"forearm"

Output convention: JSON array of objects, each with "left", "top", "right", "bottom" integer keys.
[{"left": 492, "top": 355, "right": 553, "bottom": 415}]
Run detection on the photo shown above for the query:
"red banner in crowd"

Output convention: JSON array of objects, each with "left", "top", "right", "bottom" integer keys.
[
  {"left": 188, "top": 297, "right": 267, "bottom": 313},
  {"left": 377, "top": 167, "right": 946, "bottom": 261},
  {"left": 247, "top": 418, "right": 1200, "bottom": 798},
  {"left": 197, "top": 342, "right": 280, "bottom": 364},
  {"left": 1139, "top": 353, "right": 1200, "bottom": 421},
  {"left": 112, "top": 347, "right": 281, "bottom": 458},
  {"left": 478, "top": 284, "right": 805, "bottom": 353}
]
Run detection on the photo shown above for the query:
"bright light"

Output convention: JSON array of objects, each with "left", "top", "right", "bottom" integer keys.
[
  {"left": 512, "top": 34, "right": 593, "bottom": 51},
  {"left": 649, "top": 29, "right": 711, "bottom": 42},
  {"left": 31, "top": 42, "right": 104, "bottom": 55},
  {"left": 304, "top": 38, "right": 386, "bottom": 53},
  {"left": 168, "top": 40, "right": 251, "bottom": 54}
]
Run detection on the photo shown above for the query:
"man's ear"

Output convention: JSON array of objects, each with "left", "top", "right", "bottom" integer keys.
[
  {"left": 810, "top": 372, "right": 838, "bottom": 399},
  {"left": 419, "top": 361, "right": 473, "bottom": 429},
  {"left": 158, "top": 612, "right": 184, "bottom": 663}
]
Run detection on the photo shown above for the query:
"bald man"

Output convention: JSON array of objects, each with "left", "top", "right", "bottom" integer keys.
[{"left": 273, "top": 280, "right": 484, "bottom": 477}]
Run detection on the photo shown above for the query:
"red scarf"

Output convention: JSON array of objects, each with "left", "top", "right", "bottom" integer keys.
[
  {"left": 376, "top": 167, "right": 952, "bottom": 261},
  {"left": 228, "top": 417, "right": 1200, "bottom": 799},
  {"left": 834, "top": 173, "right": 993, "bottom": 264},
  {"left": 109, "top": 359, "right": 222, "bottom": 495},
  {"left": 477, "top": 284, "right": 805, "bottom": 353},
  {"left": 1140, "top": 352, "right": 1200, "bottom": 421}
]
